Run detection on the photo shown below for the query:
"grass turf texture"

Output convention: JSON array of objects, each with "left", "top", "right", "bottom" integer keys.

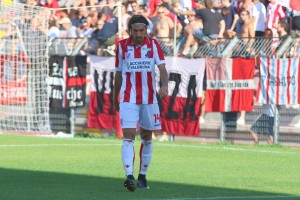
[{"left": 0, "top": 134, "right": 300, "bottom": 200}]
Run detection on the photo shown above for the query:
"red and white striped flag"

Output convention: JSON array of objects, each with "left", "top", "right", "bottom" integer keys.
[
  {"left": 257, "top": 57, "right": 300, "bottom": 105},
  {"left": 277, "top": 0, "right": 300, "bottom": 12},
  {"left": 205, "top": 57, "right": 255, "bottom": 112}
]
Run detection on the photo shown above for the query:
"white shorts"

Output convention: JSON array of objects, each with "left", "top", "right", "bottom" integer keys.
[{"left": 119, "top": 102, "right": 161, "bottom": 130}]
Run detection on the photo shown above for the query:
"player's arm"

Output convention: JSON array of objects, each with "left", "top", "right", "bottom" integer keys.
[
  {"left": 113, "top": 71, "right": 122, "bottom": 111},
  {"left": 157, "top": 64, "right": 168, "bottom": 99},
  {"left": 113, "top": 43, "right": 123, "bottom": 111}
]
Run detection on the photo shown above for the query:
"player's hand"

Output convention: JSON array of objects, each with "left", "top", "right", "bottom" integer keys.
[{"left": 159, "top": 86, "right": 168, "bottom": 99}]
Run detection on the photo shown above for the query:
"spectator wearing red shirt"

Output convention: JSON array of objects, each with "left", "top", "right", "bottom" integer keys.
[
  {"left": 149, "top": 0, "right": 163, "bottom": 18},
  {"left": 44, "top": 0, "right": 60, "bottom": 17}
]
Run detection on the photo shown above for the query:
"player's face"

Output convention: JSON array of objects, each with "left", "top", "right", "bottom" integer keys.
[{"left": 130, "top": 24, "right": 147, "bottom": 45}]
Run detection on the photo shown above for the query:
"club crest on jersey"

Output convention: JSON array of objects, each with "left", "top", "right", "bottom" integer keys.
[{"left": 125, "top": 52, "right": 131, "bottom": 59}]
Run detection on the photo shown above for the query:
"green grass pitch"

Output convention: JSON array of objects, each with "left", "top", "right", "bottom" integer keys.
[{"left": 0, "top": 133, "right": 300, "bottom": 200}]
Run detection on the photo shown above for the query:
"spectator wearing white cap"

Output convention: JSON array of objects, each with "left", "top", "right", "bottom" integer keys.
[{"left": 59, "top": 17, "right": 78, "bottom": 38}]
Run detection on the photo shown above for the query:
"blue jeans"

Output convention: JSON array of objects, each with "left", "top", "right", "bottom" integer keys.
[{"left": 194, "top": 29, "right": 218, "bottom": 42}]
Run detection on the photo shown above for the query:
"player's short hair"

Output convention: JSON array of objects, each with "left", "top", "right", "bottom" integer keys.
[{"left": 127, "top": 15, "right": 149, "bottom": 31}]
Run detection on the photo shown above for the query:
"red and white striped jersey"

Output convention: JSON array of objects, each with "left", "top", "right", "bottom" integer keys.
[
  {"left": 115, "top": 36, "right": 165, "bottom": 104},
  {"left": 267, "top": 2, "right": 286, "bottom": 30}
]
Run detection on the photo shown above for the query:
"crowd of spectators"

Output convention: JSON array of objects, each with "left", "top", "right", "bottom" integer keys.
[{"left": 17, "top": 0, "right": 300, "bottom": 57}]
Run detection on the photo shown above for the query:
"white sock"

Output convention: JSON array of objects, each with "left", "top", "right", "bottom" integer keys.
[
  {"left": 122, "top": 139, "right": 135, "bottom": 176},
  {"left": 139, "top": 140, "right": 153, "bottom": 175}
]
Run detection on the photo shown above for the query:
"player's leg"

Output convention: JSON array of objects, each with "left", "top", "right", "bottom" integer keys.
[
  {"left": 137, "top": 104, "right": 161, "bottom": 189},
  {"left": 120, "top": 102, "right": 139, "bottom": 192}
]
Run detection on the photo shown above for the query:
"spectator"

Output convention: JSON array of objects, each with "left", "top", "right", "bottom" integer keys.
[
  {"left": 148, "top": 0, "right": 163, "bottom": 18},
  {"left": 182, "top": 14, "right": 203, "bottom": 57},
  {"left": 250, "top": 104, "right": 280, "bottom": 144},
  {"left": 212, "top": 0, "right": 223, "bottom": 12},
  {"left": 288, "top": 9, "right": 300, "bottom": 37},
  {"left": 178, "top": 0, "right": 193, "bottom": 25},
  {"left": 160, "top": 2, "right": 183, "bottom": 37},
  {"left": 154, "top": 6, "right": 174, "bottom": 44},
  {"left": 120, "top": 3, "right": 132, "bottom": 38},
  {"left": 89, "top": 7, "right": 100, "bottom": 28},
  {"left": 252, "top": 0, "right": 266, "bottom": 37},
  {"left": 138, "top": 5, "right": 154, "bottom": 37},
  {"left": 266, "top": 0, "right": 286, "bottom": 40},
  {"left": 221, "top": 0, "right": 239, "bottom": 38},
  {"left": 86, "top": 12, "right": 118, "bottom": 55},
  {"left": 44, "top": 0, "right": 60, "bottom": 17},
  {"left": 70, "top": 9, "right": 81, "bottom": 28},
  {"left": 237, "top": 9, "right": 255, "bottom": 39},
  {"left": 77, "top": 18, "right": 94, "bottom": 38},
  {"left": 241, "top": 0, "right": 254, "bottom": 14},
  {"left": 48, "top": 17, "right": 60, "bottom": 42},
  {"left": 59, "top": 17, "right": 78, "bottom": 38},
  {"left": 277, "top": 20, "right": 289, "bottom": 38},
  {"left": 174, "top": 0, "right": 225, "bottom": 56},
  {"left": 78, "top": 7, "right": 92, "bottom": 28},
  {"left": 128, "top": 1, "right": 140, "bottom": 16}
]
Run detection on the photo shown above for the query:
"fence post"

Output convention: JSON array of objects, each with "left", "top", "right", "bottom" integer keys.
[
  {"left": 117, "top": 2, "right": 122, "bottom": 39},
  {"left": 173, "top": 15, "right": 177, "bottom": 56},
  {"left": 220, "top": 113, "right": 225, "bottom": 142},
  {"left": 70, "top": 108, "right": 75, "bottom": 136},
  {"left": 273, "top": 105, "right": 280, "bottom": 144}
]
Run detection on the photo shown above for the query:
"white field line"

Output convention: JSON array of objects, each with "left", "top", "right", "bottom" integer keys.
[
  {"left": 156, "top": 195, "right": 300, "bottom": 200},
  {"left": 0, "top": 143, "right": 120, "bottom": 147},
  {"left": 0, "top": 141, "right": 299, "bottom": 156},
  {"left": 155, "top": 143, "right": 300, "bottom": 156}
]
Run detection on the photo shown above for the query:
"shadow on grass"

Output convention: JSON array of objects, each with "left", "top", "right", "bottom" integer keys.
[{"left": 0, "top": 167, "right": 297, "bottom": 200}]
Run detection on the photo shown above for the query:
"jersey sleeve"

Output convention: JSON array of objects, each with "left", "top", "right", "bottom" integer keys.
[
  {"left": 115, "top": 42, "right": 123, "bottom": 71},
  {"left": 153, "top": 39, "right": 166, "bottom": 66}
]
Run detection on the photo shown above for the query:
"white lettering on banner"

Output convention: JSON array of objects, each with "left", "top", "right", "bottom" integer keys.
[
  {"left": 127, "top": 60, "right": 152, "bottom": 71},
  {"left": 0, "top": 87, "right": 26, "bottom": 98},
  {"left": 207, "top": 80, "right": 254, "bottom": 90},
  {"left": 68, "top": 67, "right": 78, "bottom": 77},
  {"left": 66, "top": 88, "right": 82, "bottom": 101},
  {"left": 51, "top": 89, "right": 63, "bottom": 99}
]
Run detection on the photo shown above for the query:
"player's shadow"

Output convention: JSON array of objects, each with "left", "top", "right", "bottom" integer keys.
[{"left": 0, "top": 167, "right": 297, "bottom": 200}]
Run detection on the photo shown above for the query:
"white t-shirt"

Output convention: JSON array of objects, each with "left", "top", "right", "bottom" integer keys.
[{"left": 252, "top": 1, "right": 267, "bottom": 32}]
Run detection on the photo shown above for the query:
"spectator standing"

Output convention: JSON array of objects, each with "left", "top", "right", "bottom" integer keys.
[
  {"left": 212, "top": 0, "right": 223, "bottom": 12},
  {"left": 44, "top": 0, "right": 60, "bottom": 17},
  {"left": 113, "top": 15, "right": 168, "bottom": 191},
  {"left": 160, "top": 2, "right": 183, "bottom": 36},
  {"left": 148, "top": 0, "right": 162, "bottom": 18},
  {"left": 128, "top": 1, "right": 140, "bottom": 16},
  {"left": 250, "top": 104, "right": 280, "bottom": 144},
  {"left": 59, "top": 17, "right": 78, "bottom": 38},
  {"left": 266, "top": 0, "right": 286, "bottom": 40},
  {"left": 252, "top": 0, "right": 266, "bottom": 37},
  {"left": 48, "top": 17, "right": 60, "bottom": 41},
  {"left": 288, "top": 9, "right": 300, "bottom": 37},
  {"left": 154, "top": 6, "right": 174, "bottom": 43},
  {"left": 138, "top": 5, "right": 154, "bottom": 37},
  {"left": 121, "top": 3, "right": 132, "bottom": 39},
  {"left": 221, "top": 0, "right": 239, "bottom": 37}
]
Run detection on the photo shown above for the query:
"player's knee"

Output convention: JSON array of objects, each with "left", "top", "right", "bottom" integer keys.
[{"left": 140, "top": 129, "right": 152, "bottom": 140}]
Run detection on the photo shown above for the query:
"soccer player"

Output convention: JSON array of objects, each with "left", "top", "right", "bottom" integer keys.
[{"left": 113, "top": 15, "right": 168, "bottom": 192}]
